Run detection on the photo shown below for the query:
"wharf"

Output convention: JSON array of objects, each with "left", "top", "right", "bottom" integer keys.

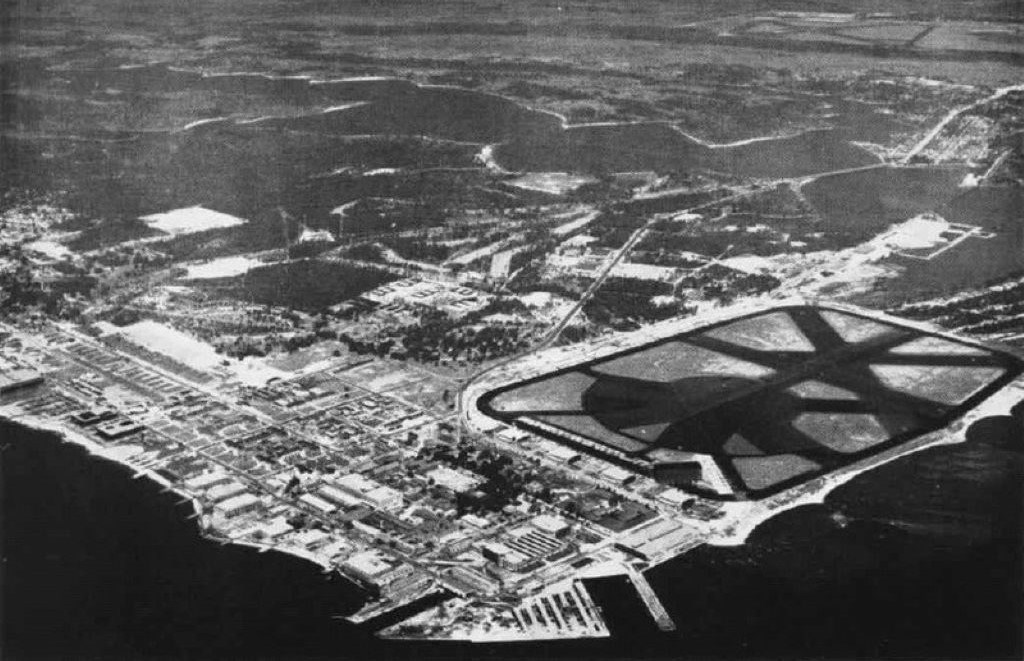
[{"left": 625, "top": 564, "right": 676, "bottom": 633}]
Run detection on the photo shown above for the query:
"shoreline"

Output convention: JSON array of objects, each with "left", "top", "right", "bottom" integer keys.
[
  {"left": 462, "top": 296, "right": 1024, "bottom": 555},
  {"left": 0, "top": 410, "right": 363, "bottom": 596}
]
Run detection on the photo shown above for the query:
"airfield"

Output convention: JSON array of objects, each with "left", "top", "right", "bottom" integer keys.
[
  {"left": 5, "top": 0, "right": 1024, "bottom": 651},
  {"left": 477, "top": 303, "right": 1023, "bottom": 499}
]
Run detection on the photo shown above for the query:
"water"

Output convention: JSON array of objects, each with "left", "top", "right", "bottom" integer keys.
[
  {"left": 0, "top": 420, "right": 604, "bottom": 659},
  {"left": 887, "top": 186, "right": 1024, "bottom": 298},
  {"left": 1, "top": 420, "right": 374, "bottom": 658},
  {"left": 4, "top": 62, "right": 1024, "bottom": 657},
  {"left": 801, "top": 164, "right": 970, "bottom": 234},
  {"left": 646, "top": 435, "right": 1024, "bottom": 659},
  {"left": 3, "top": 417, "right": 1021, "bottom": 658}
]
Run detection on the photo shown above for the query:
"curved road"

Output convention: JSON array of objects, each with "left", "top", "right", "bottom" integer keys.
[{"left": 454, "top": 87, "right": 1019, "bottom": 428}]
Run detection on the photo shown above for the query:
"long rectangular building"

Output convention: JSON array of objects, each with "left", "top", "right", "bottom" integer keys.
[{"left": 215, "top": 493, "right": 262, "bottom": 518}]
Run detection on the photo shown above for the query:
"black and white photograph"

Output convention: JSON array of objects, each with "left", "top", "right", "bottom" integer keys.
[{"left": 1, "top": 0, "right": 1022, "bottom": 658}]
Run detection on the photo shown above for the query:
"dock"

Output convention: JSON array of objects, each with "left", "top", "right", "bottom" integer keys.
[
  {"left": 348, "top": 579, "right": 442, "bottom": 625},
  {"left": 625, "top": 564, "right": 676, "bottom": 632}
]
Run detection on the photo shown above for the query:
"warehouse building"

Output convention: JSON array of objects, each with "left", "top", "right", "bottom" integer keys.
[
  {"left": 207, "top": 481, "right": 248, "bottom": 503},
  {"left": 0, "top": 368, "right": 43, "bottom": 394},
  {"left": 96, "top": 418, "right": 145, "bottom": 440},
  {"left": 215, "top": 492, "right": 262, "bottom": 518}
]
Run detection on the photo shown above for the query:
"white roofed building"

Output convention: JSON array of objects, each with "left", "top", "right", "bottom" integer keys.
[
  {"left": 208, "top": 481, "right": 248, "bottom": 503},
  {"left": 214, "top": 493, "right": 262, "bottom": 519}
]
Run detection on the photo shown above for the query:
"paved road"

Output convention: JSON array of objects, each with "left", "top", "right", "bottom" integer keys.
[
  {"left": 900, "top": 83, "right": 1024, "bottom": 165},
  {"left": 449, "top": 87, "right": 1023, "bottom": 432}
]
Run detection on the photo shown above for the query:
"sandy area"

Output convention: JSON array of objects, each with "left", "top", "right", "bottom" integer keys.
[
  {"left": 141, "top": 206, "right": 246, "bottom": 236},
  {"left": 117, "top": 320, "right": 223, "bottom": 370},
  {"left": 183, "top": 255, "right": 266, "bottom": 279}
]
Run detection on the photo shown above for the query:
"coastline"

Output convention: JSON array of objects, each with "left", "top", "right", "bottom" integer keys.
[
  {"left": 0, "top": 409, "right": 356, "bottom": 588},
  {"left": 462, "top": 296, "right": 1024, "bottom": 556}
]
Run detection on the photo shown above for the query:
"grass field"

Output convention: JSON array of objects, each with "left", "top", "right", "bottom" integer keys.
[
  {"left": 489, "top": 371, "right": 595, "bottom": 412},
  {"left": 593, "top": 341, "right": 776, "bottom": 381},
  {"left": 529, "top": 413, "right": 650, "bottom": 453},
  {"left": 704, "top": 311, "right": 817, "bottom": 353}
]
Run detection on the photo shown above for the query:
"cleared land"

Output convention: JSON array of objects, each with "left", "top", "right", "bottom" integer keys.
[
  {"left": 116, "top": 320, "right": 223, "bottom": 371},
  {"left": 141, "top": 207, "right": 247, "bottom": 237}
]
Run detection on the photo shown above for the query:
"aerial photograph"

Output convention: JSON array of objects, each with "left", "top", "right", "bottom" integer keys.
[{"left": 1, "top": 0, "right": 1022, "bottom": 658}]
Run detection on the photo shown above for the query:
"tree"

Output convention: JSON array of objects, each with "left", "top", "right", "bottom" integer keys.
[{"left": 0, "top": 258, "right": 43, "bottom": 311}]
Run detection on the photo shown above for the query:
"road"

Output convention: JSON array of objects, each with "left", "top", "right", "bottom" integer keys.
[
  {"left": 455, "top": 79, "right": 1019, "bottom": 417},
  {"left": 45, "top": 325, "right": 452, "bottom": 589},
  {"left": 900, "top": 83, "right": 1024, "bottom": 164},
  {"left": 455, "top": 185, "right": 763, "bottom": 427}
]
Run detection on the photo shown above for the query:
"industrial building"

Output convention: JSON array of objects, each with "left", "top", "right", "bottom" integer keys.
[
  {"left": 0, "top": 367, "right": 43, "bottom": 394},
  {"left": 183, "top": 471, "right": 233, "bottom": 492},
  {"left": 214, "top": 492, "right": 262, "bottom": 519},
  {"left": 530, "top": 514, "right": 571, "bottom": 538},
  {"left": 334, "top": 473, "right": 404, "bottom": 512},
  {"left": 479, "top": 541, "right": 531, "bottom": 571},
  {"left": 300, "top": 493, "right": 338, "bottom": 515},
  {"left": 95, "top": 418, "right": 145, "bottom": 440},
  {"left": 207, "top": 481, "right": 248, "bottom": 503},
  {"left": 70, "top": 408, "right": 116, "bottom": 427}
]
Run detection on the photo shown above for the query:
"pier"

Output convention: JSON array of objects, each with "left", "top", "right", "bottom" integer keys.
[{"left": 625, "top": 564, "right": 676, "bottom": 633}]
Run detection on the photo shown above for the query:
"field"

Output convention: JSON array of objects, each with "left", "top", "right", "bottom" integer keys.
[
  {"left": 141, "top": 207, "right": 247, "bottom": 237},
  {"left": 479, "top": 305, "right": 1022, "bottom": 499},
  {"left": 183, "top": 256, "right": 270, "bottom": 280},
  {"left": 489, "top": 371, "right": 595, "bottom": 413},
  {"left": 593, "top": 342, "right": 775, "bottom": 382},
  {"left": 116, "top": 320, "right": 224, "bottom": 371}
]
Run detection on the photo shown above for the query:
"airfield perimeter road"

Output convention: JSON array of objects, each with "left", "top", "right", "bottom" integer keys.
[{"left": 452, "top": 184, "right": 768, "bottom": 443}]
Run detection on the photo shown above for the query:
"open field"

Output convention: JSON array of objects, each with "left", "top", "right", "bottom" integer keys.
[
  {"left": 141, "top": 206, "right": 247, "bottom": 237},
  {"left": 593, "top": 342, "right": 775, "bottom": 382},
  {"left": 489, "top": 371, "right": 595, "bottom": 413},
  {"left": 116, "top": 320, "right": 223, "bottom": 371},
  {"left": 183, "top": 255, "right": 270, "bottom": 280}
]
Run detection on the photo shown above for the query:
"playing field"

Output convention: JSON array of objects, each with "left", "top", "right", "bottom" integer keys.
[{"left": 478, "top": 305, "right": 1021, "bottom": 499}]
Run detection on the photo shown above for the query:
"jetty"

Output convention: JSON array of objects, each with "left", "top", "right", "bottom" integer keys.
[{"left": 625, "top": 563, "right": 676, "bottom": 632}]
